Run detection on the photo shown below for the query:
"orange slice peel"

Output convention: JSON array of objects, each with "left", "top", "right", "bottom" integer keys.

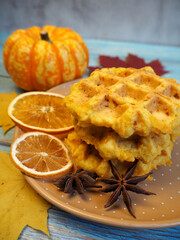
[
  {"left": 8, "top": 91, "right": 74, "bottom": 134},
  {"left": 10, "top": 131, "right": 73, "bottom": 179}
]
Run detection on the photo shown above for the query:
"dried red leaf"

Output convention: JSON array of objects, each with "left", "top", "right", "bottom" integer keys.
[
  {"left": 99, "top": 55, "right": 127, "bottom": 68},
  {"left": 125, "top": 54, "right": 146, "bottom": 69},
  {"left": 146, "top": 59, "right": 169, "bottom": 75},
  {"left": 88, "top": 66, "right": 101, "bottom": 73},
  {"left": 88, "top": 54, "right": 169, "bottom": 76}
]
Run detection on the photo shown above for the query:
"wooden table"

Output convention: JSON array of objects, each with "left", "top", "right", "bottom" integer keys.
[{"left": 0, "top": 32, "right": 180, "bottom": 239}]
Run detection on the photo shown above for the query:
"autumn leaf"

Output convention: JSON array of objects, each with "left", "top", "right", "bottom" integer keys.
[
  {"left": 0, "top": 92, "right": 17, "bottom": 133},
  {"left": 88, "top": 54, "right": 169, "bottom": 76},
  {"left": 0, "top": 151, "right": 51, "bottom": 240}
]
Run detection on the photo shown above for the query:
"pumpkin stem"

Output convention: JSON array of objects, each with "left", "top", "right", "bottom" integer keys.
[{"left": 40, "top": 31, "right": 52, "bottom": 43}]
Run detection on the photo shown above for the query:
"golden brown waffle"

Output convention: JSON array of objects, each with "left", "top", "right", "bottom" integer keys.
[
  {"left": 65, "top": 131, "right": 172, "bottom": 177},
  {"left": 74, "top": 124, "right": 174, "bottom": 163},
  {"left": 65, "top": 67, "right": 180, "bottom": 138}
]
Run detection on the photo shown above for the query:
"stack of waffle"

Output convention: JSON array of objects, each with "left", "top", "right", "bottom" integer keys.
[{"left": 64, "top": 67, "right": 180, "bottom": 177}]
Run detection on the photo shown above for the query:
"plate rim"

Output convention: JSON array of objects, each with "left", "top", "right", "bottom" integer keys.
[{"left": 24, "top": 174, "right": 180, "bottom": 229}]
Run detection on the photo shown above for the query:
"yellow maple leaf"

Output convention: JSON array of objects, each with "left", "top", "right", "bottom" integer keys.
[
  {"left": 0, "top": 91, "right": 17, "bottom": 133},
  {"left": 0, "top": 151, "right": 51, "bottom": 240}
]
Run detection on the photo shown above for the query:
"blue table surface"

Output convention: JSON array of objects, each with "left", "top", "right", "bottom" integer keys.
[{"left": 0, "top": 32, "right": 180, "bottom": 240}]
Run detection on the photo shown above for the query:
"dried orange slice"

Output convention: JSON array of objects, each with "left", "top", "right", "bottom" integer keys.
[
  {"left": 8, "top": 91, "right": 73, "bottom": 133},
  {"left": 10, "top": 132, "right": 73, "bottom": 179}
]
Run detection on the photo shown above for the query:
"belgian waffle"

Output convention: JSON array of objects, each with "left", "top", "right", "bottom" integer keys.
[
  {"left": 65, "top": 131, "right": 172, "bottom": 177},
  {"left": 74, "top": 124, "right": 174, "bottom": 163},
  {"left": 65, "top": 67, "right": 180, "bottom": 138}
]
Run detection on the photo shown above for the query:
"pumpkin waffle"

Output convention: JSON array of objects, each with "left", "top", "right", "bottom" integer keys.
[
  {"left": 65, "top": 131, "right": 172, "bottom": 178},
  {"left": 74, "top": 124, "right": 174, "bottom": 164},
  {"left": 65, "top": 67, "right": 180, "bottom": 138}
]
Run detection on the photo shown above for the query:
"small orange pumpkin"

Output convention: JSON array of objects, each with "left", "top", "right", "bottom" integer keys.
[{"left": 3, "top": 25, "right": 89, "bottom": 91}]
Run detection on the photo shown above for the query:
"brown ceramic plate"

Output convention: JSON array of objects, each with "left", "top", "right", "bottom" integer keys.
[{"left": 14, "top": 80, "right": 180, "bottom": 229}]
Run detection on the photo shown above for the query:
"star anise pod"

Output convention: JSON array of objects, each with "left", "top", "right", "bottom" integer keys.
[
  {"left": 55, "top": 169, "right": 101, "bottom": 194},
  {"left": 98, "top": 159, "right": 156, "bottom": 218}
]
